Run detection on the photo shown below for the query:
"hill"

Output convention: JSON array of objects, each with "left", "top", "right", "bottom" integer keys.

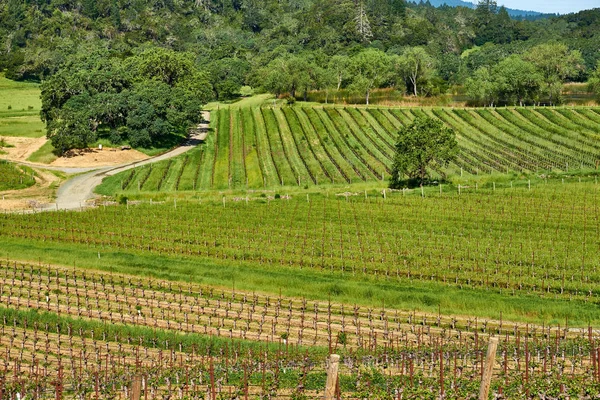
[
  {"left": 97, "top": 104, "right": 600, "bottom": 194},
  {"left": 416, "top": 0, "right": 552, "bottom": 18}
]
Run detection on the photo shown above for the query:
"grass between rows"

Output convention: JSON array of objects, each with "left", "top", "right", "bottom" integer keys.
[{"left": 2, "top": 237, "right": 599, "bottom": 326}]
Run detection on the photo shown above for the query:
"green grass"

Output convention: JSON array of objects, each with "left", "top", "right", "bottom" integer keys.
[
  {"left": 0, "top": 114, "right": 45, "bottom": 138},
  {"left": 6, "top": 177, "right": 600, "bottom": 325},
  {"left": 0, "top": 74, "right": 45, "bottom": 139},
  {"left": 204, "top": 93, "right": 276, "bottom": 110},
  {"left": 0, "top": 73, "right": 41, "bottom": 112},
  {"left": 0, "top": 160, "right": 36, "bottom": 191},
  {"left": 2, "top": 234, "right": 600, "bottom": 326},
  {"left": 26, "top": 140, "right": 57, "bottom": 163}
]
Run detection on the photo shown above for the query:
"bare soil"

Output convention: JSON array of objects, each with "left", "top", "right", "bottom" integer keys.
[
  {"left": 0, "top": 136, "right": 46, "bottom": 160},
  {"left": 0, "top": 169, "right": 60, "bottom": 210},
  {"left": 0, "top": 136, "right": 149, "bottom": 167},
  {"left": 49, "top": 147, "right": 148, "bottom": 168}
]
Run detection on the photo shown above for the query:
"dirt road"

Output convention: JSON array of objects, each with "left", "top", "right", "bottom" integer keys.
[{"left": 32, "top": 112, "right": 210, "bottom": 211}]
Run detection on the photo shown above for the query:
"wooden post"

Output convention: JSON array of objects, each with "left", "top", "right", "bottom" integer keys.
[
  {"left": 324, "top": 354, "right": 340, "bottom": 400},
  {"left": 130, "top": 375, "right": 142, "bottom": 400},
  {"left": 478, "top": 337, "right": 499, "bottom": 400}
]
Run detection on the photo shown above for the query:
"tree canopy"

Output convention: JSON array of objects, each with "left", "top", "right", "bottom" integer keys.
[
  {"left": 40, "top": 46, "right": 212, "bottom": 155},
  {"left": 1, "top": 0, "right": 600, "bottom": 110},
  {"left": 390, "top": 117, "right": 458, "bottom": 188}
]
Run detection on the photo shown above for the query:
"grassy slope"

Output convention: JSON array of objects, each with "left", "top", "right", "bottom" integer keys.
[
  {"left": 0, "top": 74, "right": 45, "bottom": 140},
  {"left": 0, "top": 160, "right": 36, "bottom": 190}
]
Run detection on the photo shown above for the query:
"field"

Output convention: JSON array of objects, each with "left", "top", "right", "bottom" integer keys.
[
  {"left": 3, "top": 180, "right": 600, "bottom": 397},
  {"left": 97, "top": 105, "right": 600, "bottom": 195},
  {"left": 0, "top": 74, "right": 44, "bottom": 139},
  {"left": 4, "top": 78, "right": 600, "bottom": 397}
]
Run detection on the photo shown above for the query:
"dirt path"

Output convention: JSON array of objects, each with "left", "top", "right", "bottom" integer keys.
[{"left": 43, "top": 111, "right": 211, "bottom": 211}]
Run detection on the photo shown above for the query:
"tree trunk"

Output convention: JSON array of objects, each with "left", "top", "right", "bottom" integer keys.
[
  {"left": 366, "top": 90, "right": 370, "bottom": 105},
  {"left": 411, "top": 75, "right": 418, "bottom": 97}
]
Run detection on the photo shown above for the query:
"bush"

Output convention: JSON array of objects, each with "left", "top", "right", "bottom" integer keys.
[
  {"left": 108, "top": 129, "right": 123, "bottom": 145},
  {"left": 286, "top": 96, "right": 296, "bottom": 105},
  {"left": 129, "top": 129, "right": 152, "bottom": 148}
]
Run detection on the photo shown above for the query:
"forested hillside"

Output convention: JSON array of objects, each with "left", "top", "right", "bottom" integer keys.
[{"left": 2, "top": 0, "right": 600, "bottom": 152}]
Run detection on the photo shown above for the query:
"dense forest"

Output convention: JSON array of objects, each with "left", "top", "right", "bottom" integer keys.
[{"left": 1, "top": 0, "right": 600, "bottom": 152}]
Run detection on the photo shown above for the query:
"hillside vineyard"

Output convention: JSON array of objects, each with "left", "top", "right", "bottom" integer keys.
[{"left": 105, "top": 106, "right": 600, "bottom": 193}]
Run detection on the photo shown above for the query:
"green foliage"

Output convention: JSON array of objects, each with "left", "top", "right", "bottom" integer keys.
[
  {"left": 589, "top": 62, "right": 600, "bottom": 102},
  {"left": 524, "top": 43, "right": 585, "bottom": 104},
  {"left": 390, "top": 116, "right": 457, "bottom": 187},
  {"left": 394, "top": 47, "right": 435, "bottom": 97},
  {"left": 465, "top": 54, "right": 544, "bottom": 106},
  {"left": 348, "top": 49, "right": 392, "bottom": 104},
  {"left": 0, "top": 160, "right": 35, "bottom": 191},
  {"left": 40, "top": 46, "right": 212, "bottom": 155}
]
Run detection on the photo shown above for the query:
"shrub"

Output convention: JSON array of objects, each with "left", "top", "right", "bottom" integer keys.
[{"left": 129, "top": 129, "right": 152, "bottom": 148}]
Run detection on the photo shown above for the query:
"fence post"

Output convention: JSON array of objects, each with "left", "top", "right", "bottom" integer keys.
[
  {"left": 130, "top": 375, "right": 142, "bottom": 400},
  {"left": 324, "top": 354, "right": 340, "bottom": 400},
  {"left": 479, "top": 337, "right": 499, "bottom": 400}
]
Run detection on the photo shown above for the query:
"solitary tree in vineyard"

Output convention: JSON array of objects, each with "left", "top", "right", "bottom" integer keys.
[{"left": 390, "top": 116, "right": 457, "bottom": 187}]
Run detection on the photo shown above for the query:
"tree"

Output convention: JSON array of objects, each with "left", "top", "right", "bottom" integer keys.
[
  {"left": 41, "top": 45, "right": 212, "bottom": 155},
  {"left": 589, "top": 62, "right": 600, "bottom": 103},
  {"left": 329, "top": 55, "right": 350, "bottom": 91},
  {"left": 465, "top": 67, "right": 497, "bottom": 106},
  {"left": 348, "top": 49, "right": 391, "bottom": 104},
  {"left": 524, "top": 43, "right": 584, "bottom": 105},
  {"left": 390, "top": 117, "right": 458, "bottom": 187},
  {"left": 492, "top": 55, "right": 542, "bottom": 106},
  {"left": 354, "top": 0, "right": 373, "bottom": 43},
  {"left": 396, "top": 47, "right": 435, "bottom": 97},
  {"left": 208, "top": 57, "right": 250, "bottom": 100}
]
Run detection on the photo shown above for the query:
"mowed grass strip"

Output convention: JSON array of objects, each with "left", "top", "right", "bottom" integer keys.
[
  {"left": 251, "top": 107, "right": 279, "bottom": 187},
  {"left": 261, "top": 108, "right": 297, "bottom": 186},
  {"left": 197, "top": 113, "right": 218, "bottom": 190},
  {"left": 177, "top": 147, "right": 203, "bottom": 191},
  {"left": 272, "top": 108, "right": 312, "bottom": 186},
  {"left": 239, "top": 107, "right": 263, "bottom": 188},
  {"left": 310, "top": 107, "right": 373, "bottom": 181},
  {"left": 0, "top": 114, "right": 45, "bottom": 138},
  {"left": 212, "top": 108, "right": 231, "bottom": 189},
  {"left": 230, "top": 108, "right": 246, "bottom": 187}
]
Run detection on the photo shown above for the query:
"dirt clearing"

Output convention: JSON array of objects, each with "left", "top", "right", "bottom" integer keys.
[
  {"left": 49, "top": 147, "right": 149, "bottom": 168},
  {"left": 0, "top": 136, "right": 47, "bottom": 161},
  {"left": 0, "top": 168, "right": 60, "bottom": 210}
]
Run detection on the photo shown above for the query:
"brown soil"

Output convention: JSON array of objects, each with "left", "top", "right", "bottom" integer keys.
[
  {"left": 0, "top": 168, "right": 60, "bottom": 210},
  {"left": 0, "top": 136, "right": 46, "bottom": 160},
  {"left": 49, "top": 146, "right": 149, "bottom": 168},
  {"left": 1, "top": 136, "right": 149, "bottom": 167}
]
